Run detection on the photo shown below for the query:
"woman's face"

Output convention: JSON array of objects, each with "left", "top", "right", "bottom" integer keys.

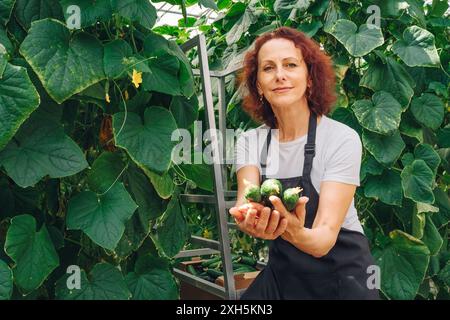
[{"left": 256, "top": 38, "right": 310, "bottom": 109}]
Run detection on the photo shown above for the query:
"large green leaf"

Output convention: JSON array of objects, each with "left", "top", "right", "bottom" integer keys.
[
  {"left": 178, "top": 163, "right": 214, "bottom": 193},
  {"left": 360, "top": 57, "right": 415, "bottom": 109},
  {"left": 87, "top": 151, "right": 126, "bottom": 194},
  {"left": 330, "top": 107, "right": 362, "bottom": 135},
  {"left": 373, "top": 230, "right": 430, "bottom": 300},
  {"left": 115, "top": 212, "right": 149, "bottom": 260},
  {"left": 15, "top": 0, "right": 63, "bottom": 30},
  {"left": 364, "top": 169, "right": 403, "bottom": 206},
  {"left": 352, "top": 91, "right": 402, "bottom": 135},
  {"left": 401, "top": 159, "right": 435, "bottom": 204},
  {"left": 60, "top": 0, "right": 113, "bottom": 28},
  {"left": 169, "top": 96, "right": 199, "bottom": 129},
  {"left": 360, "top": 154, "right": 384, "bottom": 181},
  {"left": 412, "top": 210, "right": 426, "bottom": 239},
  {"left": 116, "top": 165, "right": 166, "bottom": 258},
  {"left": 142, "top": 167, "right": 175, "bottom": 199},
  {"left": 297, "top": 20, "right": 323, "bottom": 37},
  {"left": 125, "top": 255, "right": 178, "bottom": 300},
  {"left": 431, "top": 187, "right": 450, "bottom": 229},
  {"left": 362, "top": 130, "right": 405, "bottom": 166},
  {"left": 55, "top": 263, "right": 131, "bottom": 300},
  {"left": 113, "top": 0, "right": 157, "bottom": 30},
  {"left": 410, "top": 93, "right": 444, "bottom": 130},
  {"left": 0, "top": 0, "right": 14, "bottom": 26},
  {"left": 66, "top": 183, "right": 137, "bottom": 251},
  {"left": 5, "top": 214, "right": 59, "bottom": 294},
  {"left": 0, "top": 25, "right": 13, "bottom": 54},
  {"left": 103, "top": 39, "right": 133, "bottom": 79},
  {"left": 113, "top": 107, "right": 178, "bottom": 173},
  {"left": 399, "top": 111, "right": 423, "bottom": 143},
  {"left": 274, "top": 0, "right": 312, "bottom": 23},
  {"left": 0, "top": 51, "right": 7, "bottom": 77},
  {"left": 0, "top": 260, "right": 13, "bottom": 300},
  {"left": 154, "top": 191, "right": 188, "bottom": 258},
  {"left": 421, "top": 214, "right": 443, "bottom": 256},
  {"left": 142, "top": 54, "right": 181, "bottom": 96},
  {"left": 0, "top": 106, "right": 88, "bottom": 188},
  {"left": 0, "top": 62, "right": 40, "bottom": 151},
  {"left": 392, "top": 26, "right": 440, "bottom": 67},
  {"left": 19, "top": 19, "right": 105, "bottom": 103},
  {"left": 142, "top": 32, "right": 194, "bottom": 97},
  {"left": 413, "top": 143, "right": 441, "bottom": 175},
  {"left": 167, "top": 41, "right": 195, "bottom": 98},
  {"left": 436, "top": 126, "right": 450, "bottom": 148},
  {"left": 366, "top": 0, "right": 409, "bottom": 18},
  {"left": 226, "top": 3, "right": 258, "bottom": 45},
  {"left": 125, "top": 164, "right": 165, "bottom": 222},
  {"left": 329, "top": 19, "right": 384, "bottom": 57}
]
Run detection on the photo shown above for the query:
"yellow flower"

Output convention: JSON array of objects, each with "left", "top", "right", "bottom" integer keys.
[
  {"left": 105, "top": 93, "right": 110, "bottom": 103},
  {"left": 131, "top": 69, "right": 142, "bottom": 88},
  {"left": 203, "top": 228, "right": 212, "bottom": 239}
]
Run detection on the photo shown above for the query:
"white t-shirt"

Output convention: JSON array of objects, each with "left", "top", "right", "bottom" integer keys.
[{"left": 234, "top": 115, "right": 364, "bottom": 234}]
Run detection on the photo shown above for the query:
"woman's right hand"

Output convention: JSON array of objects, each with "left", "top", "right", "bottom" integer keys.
[{"left": 229, "top": 203, "right": 288, "bottom": 240}]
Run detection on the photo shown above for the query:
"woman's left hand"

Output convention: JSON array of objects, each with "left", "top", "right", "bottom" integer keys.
[{"left": 269, "top": 195, "right": 309, "bottom": 244}]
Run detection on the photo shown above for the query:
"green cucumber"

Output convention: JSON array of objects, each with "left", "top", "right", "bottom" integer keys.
[
  {"left": 201, "top": 256, "right": 221, "bottom": 268},
  {"left": 239, "top": 256, "right": 257, "bottom": 267},
  {"left": 282, "top": 187, "right": 303, "bottom": 211},
  {"left": 187, "top": 265, "right": 198, "bottom": 275},
  {"left": 244, "top": 184, "right": 261, "bottom": 202},
  {"left": 206, "top": 269, "right": 223, "bottom": 279},
  {"left": 260, "top": 179, "right": 282, "bottom": 199}
]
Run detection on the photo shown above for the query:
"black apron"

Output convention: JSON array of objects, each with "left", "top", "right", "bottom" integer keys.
[{"left": 240, "top": 113, "right": 380, "bottom": 300}]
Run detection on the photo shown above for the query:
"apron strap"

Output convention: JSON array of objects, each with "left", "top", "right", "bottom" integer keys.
[
  {"left": 259, "top": 112, "right": 317, "bottom": 181},
  {"left": 260, "top": 128, "right": 271, "bottom": 179},
  {"left": 302, "top": 112, "right": 317, "bottom": 182}
]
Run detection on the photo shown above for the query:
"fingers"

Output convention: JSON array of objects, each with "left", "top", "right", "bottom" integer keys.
[
  {"left": 294, "top": 196, "right": 309, "bottom": 224},
  {"left": 273, "top": 217, "right": 288, "bottom": 238},
  {"left": 254, "top": 207, "right": 271, "bottom": 234},
  {"left": 229, "top": 207, "right": 244, "bottom": 223},
  {"left": 237, "top": 202, "right": 264, "bottom": 216},
  {"left": 269, "top": 196, "right": 288, "bottom": 217},
  {"left": 244, "top": 208, "right": 258, "bottom": 230},
  {"left": 265, "top": 209, "right": 280, "bottom": 234}
]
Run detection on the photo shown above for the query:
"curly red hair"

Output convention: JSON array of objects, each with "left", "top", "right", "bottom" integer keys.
[{"left": 237, "top": 26, "right": 337, "bottom": 128}]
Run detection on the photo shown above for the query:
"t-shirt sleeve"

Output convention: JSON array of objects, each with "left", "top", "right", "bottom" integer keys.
[
  {"left": 321, "top": 129, "right": 362, "bottom": 186},
  {"left": 234, "top": 130, "right": 261, "bottom": 173}
]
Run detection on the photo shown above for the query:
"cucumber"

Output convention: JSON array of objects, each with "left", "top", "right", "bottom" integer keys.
[
  {"left": 244, "top": 184, "right": 261, "bottom": 203},
  {"left": 187, "top": 265, "right": 198, "bottom": 275},
  {"left": 201, "top": 256, "right": 221, "bottom": 268},
  {"left": 240, "top": 256, "right": 257, "bottom": 267},
  {"left": 261, "top": 179, "right": 282, "bottom": 199},
  {"left": 206, "top": 269, "right": 223, "bottom": 279},
  {"left": 282, "top": 187, "right": 303, "bottom": 211}
]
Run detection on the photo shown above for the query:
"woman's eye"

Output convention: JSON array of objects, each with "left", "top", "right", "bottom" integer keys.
[
  {"left": 263, "top": 66, "right": 273, "bottom": 71},
  {"left": 287, "top": 63, "right": 297, "bottom": 68}
]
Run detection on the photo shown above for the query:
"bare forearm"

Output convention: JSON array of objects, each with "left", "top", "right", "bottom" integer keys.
[{"left": 289, "top": 226, "right": 338, "bottom": 258}]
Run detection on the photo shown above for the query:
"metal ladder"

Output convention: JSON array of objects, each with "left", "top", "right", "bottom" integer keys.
[{"left": 172, "top": 33, "right": 264, "bottom": 300}]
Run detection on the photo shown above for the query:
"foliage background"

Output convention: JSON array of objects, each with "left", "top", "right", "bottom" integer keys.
[{"left": 0, "top": 0, "right": 449, "bottom": 300}]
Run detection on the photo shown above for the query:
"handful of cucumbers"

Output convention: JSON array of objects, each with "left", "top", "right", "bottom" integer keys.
[{"left": 244, "top": 178, "right": 303, "bottom": 211}]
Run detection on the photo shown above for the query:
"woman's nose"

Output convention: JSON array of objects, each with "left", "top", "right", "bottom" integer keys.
[{"left": 275, "top": 66, "right": 286, "bottom": 80}]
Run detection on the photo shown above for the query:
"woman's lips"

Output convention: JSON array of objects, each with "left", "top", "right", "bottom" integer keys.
[{"left": 273, "top": 87, "right": 292, "bottom": 93}]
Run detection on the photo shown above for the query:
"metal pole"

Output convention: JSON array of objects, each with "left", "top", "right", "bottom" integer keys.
[{"left": 197, "top": 34, "right": 237, "bottom": 300}]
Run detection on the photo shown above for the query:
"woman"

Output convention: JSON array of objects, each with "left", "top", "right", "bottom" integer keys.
[{"left": 229, "top": 27, "right": 380, "bottom": 300}]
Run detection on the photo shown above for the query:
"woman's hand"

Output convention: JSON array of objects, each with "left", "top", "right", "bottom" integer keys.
[
  {"left": 229, "top": 203, "right": 287, "bottom": 240},
  {"left": 269, "top": 195, "right": 309, "bottom": 244}
]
